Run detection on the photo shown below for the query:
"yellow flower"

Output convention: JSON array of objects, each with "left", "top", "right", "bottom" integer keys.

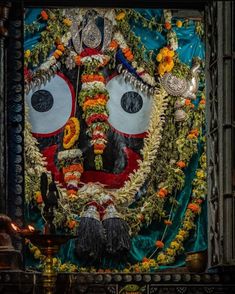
[
  {"left": 63, "top": 18, "right": 72, "bottom": 26},
  {"left": 196, "top": 170, "right": 205, "bottom": 178},
  {"left": 55, "top": 49, "right": 63, "bottom": 56},
  {"left": 115, "top": 12, "right": 126, "bottom": 21},
  {"left": 24, "top": 50, "right": 31, "bottom": 58},
  {"left": 157, "top": 253, "right": 167, "bottom": 263},
  {"left": 188, "top": 133, "right": 197, "bottom": 140},
  {"left": 183, "top": 221, "right": 193, "bottom": 230},
  {"left": 160, "top": 47, "right": 169, "bottom": 57},
  {"left": 179, "top": 229, "right": 187, "bottom": 237},
  {"left": 59, "top": 264, "right": 67, "bottom": 271},
  {"left": 148, "top": 259, "right": 157, "bottom": 267},
  {"left": 156, "top": 53, "right": 163, "bottom": 62},
  {"left": 141, "top": 262, "right": 150, "bottom": 271},
  {"left": 167, "top": 50, "right": 175, "bottom": 57},
  {"left": 164, "top": 60, "right": 174, "bottom": 72},
  {"left": 175, "top": 234, "right": 184, "bottom": 242},
  {"left": 166, "top": 248, "right": 175, "bottom": 256},
  {"left": 176, "top": 20, "right": 183, "bottom": 28},
  {"left": 158, "top": 63, "right": 166, "bottom": 76},
  {"left": 170, "top": 241, "right": 180, "bottom": 250}
]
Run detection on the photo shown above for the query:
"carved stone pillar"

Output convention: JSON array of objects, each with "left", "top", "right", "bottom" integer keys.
[{"left": 0, "top": 2, "right": 11, "bottom": 214}]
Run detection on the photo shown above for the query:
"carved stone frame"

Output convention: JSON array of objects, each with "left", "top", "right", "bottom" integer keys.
[{"left": 0, "top": 0, "right": 234, "bottom": 270}]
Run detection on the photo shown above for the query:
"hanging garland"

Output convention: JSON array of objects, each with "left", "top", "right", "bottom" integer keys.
[
  {"left": 76, "top": 48, "right": 111, "bottom": 170},
  {"left": 24, "top": 105, "right": 48, "bottom": 203}
]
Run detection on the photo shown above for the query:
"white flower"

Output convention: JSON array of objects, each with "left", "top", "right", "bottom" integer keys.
[
  {"left": 81, "top": 54, "right": 107, "bottom": 64},
  {"left": 163, "top": 9, "right": 172, "bottom": 23},
  {"left": 58, "top": 149, "right": 83, "bottom": 161},
  {"left": 82, "top": 81, "right": 106, "bottom": 91},
  {"left": 61, "top": 32, "right": 72, "bottom": 46}
]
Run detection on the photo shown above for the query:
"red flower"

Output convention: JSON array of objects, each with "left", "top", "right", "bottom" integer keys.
[
  {"left": 164, "top": 22, "right": 172, "bottom": 30},
  {"left": 41, "top": 10, "right": 48, "bottom": 20},
  {"left": 142, "top": 257, "right": 149, "bottom": 263},
  {"left": 80, "top": 48, "right": 101, "bottom": 57},
  {"left": 92, "top": 133, "right": 107, "bottom": 140},
  {"left": 86, "top": 113, "right": 108, "bottom": 126},
  {"left": 155, "top": 240, "right": 164, "bottom": 248},
  {"left": 24, "top": 67, "right": 33, "bottom": 82}
]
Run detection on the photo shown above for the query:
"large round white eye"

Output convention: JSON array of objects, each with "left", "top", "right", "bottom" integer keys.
[
  {"left": 25, "top": 73, "right": 75, "bottom": 137},
  {"left": 106, "top": 75, "right": 152, "bottom": 135}
]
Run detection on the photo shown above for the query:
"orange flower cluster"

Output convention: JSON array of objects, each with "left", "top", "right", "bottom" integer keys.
[
  {"left": 164, "top": 220, "right": 173, "bottom": 226},
  {"left": 62, "top": 163, "right": 83, "bottom": 175},
  {"left": 64, "top": 174, "right": 81, "bottom": 183},
  {"left": 109, "top": 40, "right": 118, "bottom": 50},
  {"left": 187, "top": 129, "right": 199, "bottom": 140},
  {"left": 67, "top": 190, "right": 78, "bottom": 197},
  {"left": 157, "top": 187, "right": 168, "bottom": 198},
  {"left": 187, "top": 203, "right": 201, "bottom": 213},
  {"left": 176, "top": 20, "right": 183, "bottom": 28},
  {"left": 176, "top": 161, "right": 186, "bottom": 168},
  {"left": 52, "top": 40, "right": 65, "bottom": 59},
  {"left": 75, "top": 55, "right": 82, "bottom": 66},
  {"left": 200, "top": 99, "right": 206, "bottom": 105},
  {"left": 184, "top": 99, "right": 191, "bottom": 106},
  {"left": 84, "top": 93, "right": 108, "bottom": 103},
  {"left": 63, "top": 117, "right": 80, "bottom": 149},
  {"left": 35, "top": 192, "right": 43, "bottom": 204},
  {"left": 94, "top": 143, "right": 106, "bottom": 155},
  {"left": 155, "top": 240, "right": 164, "bottom": 248},
  {"left": 122, "top": 47, "right": 134, "bottom": 61},
  {"left": 57, "top": 44, "right": 65, "bottom": 52},
  {"left": 81, "top": 74, "right": 105, "bottom": 83},
  {"left": 41, "top": 10, "right": 48, "bottom": 20},
  {"left": 83, "top": 98, "right": 107, "bottom": 112},
  {"left": 67, "top": 220, "right": 76, "bottom": 229},
  {"left": 142, "top": 257, "right": 150, "bottom": 263}
]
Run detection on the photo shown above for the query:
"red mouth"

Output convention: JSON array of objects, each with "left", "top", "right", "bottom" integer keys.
[
  {"left": 81, "top": 147, "right": 141, "bottom": 188},
  {"left": 42, "top": 145, "right": 141, "bottom": 189}
]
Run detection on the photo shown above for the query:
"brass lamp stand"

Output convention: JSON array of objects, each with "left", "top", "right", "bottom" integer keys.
[{"left": 22, "top": 233, "right": 74, "bottom": 294}]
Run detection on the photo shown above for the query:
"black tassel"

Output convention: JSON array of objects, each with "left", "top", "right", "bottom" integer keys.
[
  {"left": 75, "top": 202, "right": 105, "bottom": 261},
  {"left": 102, "top": 203, "right": 131, "bottom": 256}
]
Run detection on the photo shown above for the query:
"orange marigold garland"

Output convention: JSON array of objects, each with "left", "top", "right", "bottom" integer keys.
[
  {"left": 60, "top": 118, "right": 83, "bottom": 197},
  {"left": 76, "top": 48, "right": 111, "bottom": 170},
  {"left": 63, "top": 117, "right": 80, "bottom": 150}
]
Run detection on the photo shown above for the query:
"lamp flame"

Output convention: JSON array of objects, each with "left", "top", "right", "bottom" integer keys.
[
  {"left": 11, "top": 223, "right": 20, "bottom": 232},
  {"left": 27, "top": 225, "right": 35, "bottom": 232}
]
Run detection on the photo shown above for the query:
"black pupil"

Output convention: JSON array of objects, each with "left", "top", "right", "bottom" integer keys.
[
  {"left": 121, "top": 91, "right": 143, "bottom": 114},
  {"left": 31, "top": 90, "right": 54, "bottom": 112}
]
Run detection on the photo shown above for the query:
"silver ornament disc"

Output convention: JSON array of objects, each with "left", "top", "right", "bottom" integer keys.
[
  {"left": 161, "top": 73, "right": 188, "bottom": 97},
  {"left": 83, "top": 20, "right": 101, "bottom": 48}
]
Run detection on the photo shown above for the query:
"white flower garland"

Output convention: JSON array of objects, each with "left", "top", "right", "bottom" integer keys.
[{"left": 116, "top": 86, "right": 168, "bottom": 205}]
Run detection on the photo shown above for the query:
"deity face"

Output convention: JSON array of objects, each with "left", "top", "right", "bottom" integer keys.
[{"left": 26, "top": 69, "right": 153, "bottom": 189}]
